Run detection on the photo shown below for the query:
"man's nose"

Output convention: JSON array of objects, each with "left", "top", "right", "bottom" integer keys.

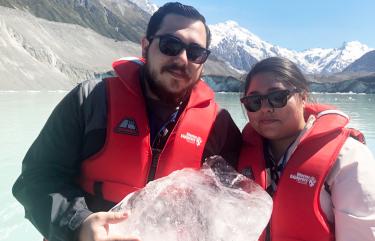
[{"left": 174, "top": 48, "right": 189, "bottom": 65}]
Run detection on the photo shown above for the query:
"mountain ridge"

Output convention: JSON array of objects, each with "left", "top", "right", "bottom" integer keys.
[
  {"left": 122, "top": 3, "right": 374, "bottom": 75},
  {"left": 0, "top": 0, "right": 374, "bottom": 92},
  {"left": 209, "top": 20, "right": 373, "bottom": 74},
  {"left": 2, "top": 0, "right": 372, "bottom": 76}
]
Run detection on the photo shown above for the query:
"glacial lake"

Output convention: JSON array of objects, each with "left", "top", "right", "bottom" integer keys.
[{"left": 0, "top": 91, "right": 374, "bottom": 240}]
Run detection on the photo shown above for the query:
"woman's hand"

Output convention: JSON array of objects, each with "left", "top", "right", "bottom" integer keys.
[{"left": 78, "top": 211, "right": 140, "bottom": 241}]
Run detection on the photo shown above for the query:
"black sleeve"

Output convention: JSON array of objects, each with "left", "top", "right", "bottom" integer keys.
[
  {"left": 202, "top": 108, "right": 242, "bottom": 168},
  {"left": 12, "top": 80, "right": 105, "bottom": 241}
]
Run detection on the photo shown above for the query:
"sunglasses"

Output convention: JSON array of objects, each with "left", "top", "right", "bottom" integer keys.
[
  {"left": 241, "top": 89, "right": 300, "bottom": 112},
  {"left": 149, "top": 34, "right": 211, "bottom": 64}
]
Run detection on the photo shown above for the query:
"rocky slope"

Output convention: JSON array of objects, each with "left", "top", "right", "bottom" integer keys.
[
  {"left": 0, "top": 6, "right": 239, "bottom": 90},
  {"left": 309, "top": 73, "right": 375, "bottom": 93},
  {"left": 343, "top": 50, "right": 375, "bottom": 73},
  {"left": 0, "top": 0, "right": 150, "bottom": 42},
  {"left": 0, "top": 6, "right": 139, "bottom": 90},
  {"left": 204, "top": 72, "right": 375, "bottom": 94}
]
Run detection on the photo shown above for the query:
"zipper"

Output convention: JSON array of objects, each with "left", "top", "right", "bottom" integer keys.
[{"left": 146, "top": 104, "right": 184, "bottom": 183}]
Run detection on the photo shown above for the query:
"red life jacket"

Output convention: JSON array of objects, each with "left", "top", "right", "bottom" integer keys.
[
  {"left": 238, "top": 104, "right": 362, "bottom": 241},
  {"left": 79, "top": 57, "right": 218, "bottom": 203}
]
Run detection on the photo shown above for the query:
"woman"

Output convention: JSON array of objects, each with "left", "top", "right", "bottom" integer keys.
[{"left": 237, "top": 57, "right": 375, "bottom": 241}]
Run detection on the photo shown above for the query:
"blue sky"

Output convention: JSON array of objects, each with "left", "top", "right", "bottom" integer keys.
[{"left": 152, "top": 0, "right": 375, "bottom": 51}]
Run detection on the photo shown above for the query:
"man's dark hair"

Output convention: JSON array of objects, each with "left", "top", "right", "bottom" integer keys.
[{"left": 146, "top": 2, "right": 211, "bottom": 48}]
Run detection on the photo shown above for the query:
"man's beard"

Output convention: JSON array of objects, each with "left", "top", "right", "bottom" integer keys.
[{"left": 144, "top": 62, "right": 201, "bottom": 105}]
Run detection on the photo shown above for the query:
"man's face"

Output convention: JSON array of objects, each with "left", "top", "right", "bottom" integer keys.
[{"left": 143, "top": 14, "right": 207, "bottom": 103}]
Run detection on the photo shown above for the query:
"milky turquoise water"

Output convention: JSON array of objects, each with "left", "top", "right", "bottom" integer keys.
[{"left": 0, "top": 91, "right": 374, "bottom": 240}]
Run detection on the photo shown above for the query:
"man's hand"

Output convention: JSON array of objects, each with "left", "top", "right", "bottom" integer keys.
[{"left": 78, "top": 211, "right": 140, "bottom": 241}]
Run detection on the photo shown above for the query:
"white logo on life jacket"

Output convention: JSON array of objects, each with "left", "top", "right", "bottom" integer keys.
[
  {"left": 289, "top": 172, "right": 316, "bottom": 187},
  {"left": 180, "top": 132, "right": 202, "bottom": 147}
]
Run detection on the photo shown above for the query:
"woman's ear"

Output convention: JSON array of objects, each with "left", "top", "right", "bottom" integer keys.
[
  {"left": 141, "top": 37, "right": 149, "bottom": 58},
  {"left": 300, "top": 91, "right": 308, "bottom": 107}
]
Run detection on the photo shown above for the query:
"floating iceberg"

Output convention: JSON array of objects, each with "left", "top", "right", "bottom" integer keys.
[{"left": 109, "top": 156, "right": 272, "bottom": 241}]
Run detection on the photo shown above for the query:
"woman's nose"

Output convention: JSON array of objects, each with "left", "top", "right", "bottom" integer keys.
[{"left": 259, "top": 98, "right": 274, "bottom": 112}]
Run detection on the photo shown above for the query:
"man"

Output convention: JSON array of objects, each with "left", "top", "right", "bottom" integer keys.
[{"left": 12, "top": 2, "right": 241, "bottom": 241}]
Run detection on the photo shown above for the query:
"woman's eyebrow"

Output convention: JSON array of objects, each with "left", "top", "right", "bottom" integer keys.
[{"left": 247, "top": 87, "right": 283, "bottom": 95}]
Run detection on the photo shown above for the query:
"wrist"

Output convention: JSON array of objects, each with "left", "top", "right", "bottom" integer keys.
[{"left": 72, "top": 210, "right": 93, "bottom": 241}]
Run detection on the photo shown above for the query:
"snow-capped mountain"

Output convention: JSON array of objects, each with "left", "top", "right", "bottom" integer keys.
[
  {"left": 320, "top": 41, "right": 373, "bottom": 73},
  {"left": 209, "top": 21, "right": 373, "bottom": 74},
  {"left": 128, "top": 0, "right": 158, "bottom": 14}
]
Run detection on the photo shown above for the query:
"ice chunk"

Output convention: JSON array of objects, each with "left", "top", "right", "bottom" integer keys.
[{"left": 108, "top": 155, "right": 272, "bottom": 241}]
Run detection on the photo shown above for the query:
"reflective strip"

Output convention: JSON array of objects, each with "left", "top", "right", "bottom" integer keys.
[
  {"left": 116, "top": 57, "right": 144, "bottom": 65},
  {"left": 316, "top": 109, "right": 349, "bottom": 120}
]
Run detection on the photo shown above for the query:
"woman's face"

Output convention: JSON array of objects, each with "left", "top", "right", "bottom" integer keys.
[{"left": 245, "top": 72, "right": 306, "bottom": 141}]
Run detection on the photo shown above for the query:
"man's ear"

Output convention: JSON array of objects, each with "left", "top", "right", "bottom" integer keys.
[{"left": 141, "top": 37, "right": 149, "bottom": 58}]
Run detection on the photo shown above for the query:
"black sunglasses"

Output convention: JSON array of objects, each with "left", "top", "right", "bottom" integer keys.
[
  {"left": 241, "top": 89, "right": 300, "bottom": 112},
  {"left": 149, "top": 34, "right": 210, "bottom": 64}
]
